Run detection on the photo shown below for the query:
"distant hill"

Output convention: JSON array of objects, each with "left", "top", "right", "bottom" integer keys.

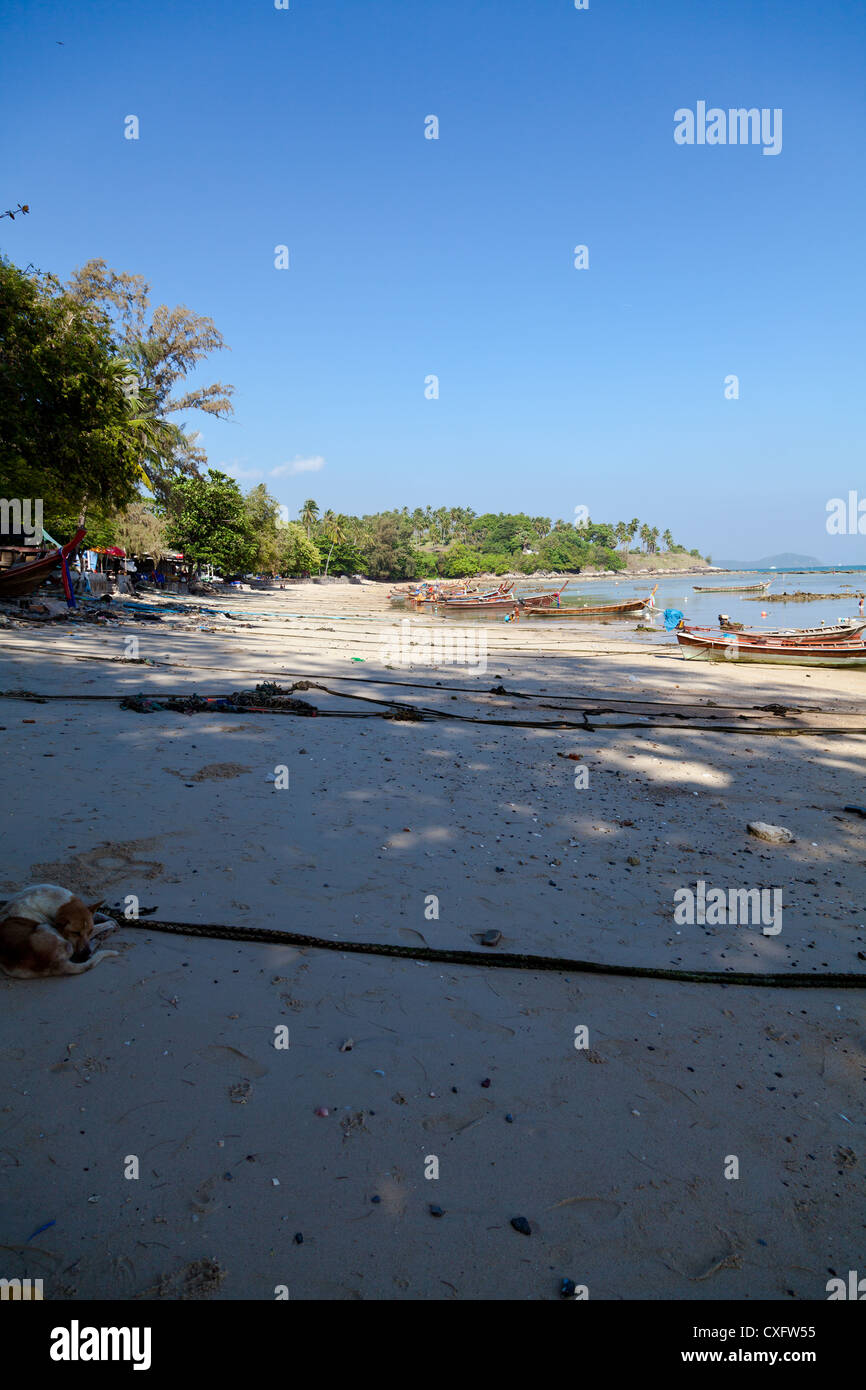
[{"left": 718, "top": 552, "right": 825, "bottom": 570}]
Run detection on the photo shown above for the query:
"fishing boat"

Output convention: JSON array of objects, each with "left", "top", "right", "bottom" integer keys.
[
  {"left": 0, "top": 527, "right": 85, "bottom": 600},
  {"left": 691, "top": 619, "right": 866, "bottom": 645},
  {"left": 526, "top": 587, "right": 657, "bottom": 619},
  {"left": 518, "top": 580, "right": 571, "bottom": 610},
  {"left": 440, "top": 581, "right": 516, "bottom": 611},
  {"left": 676, "top": 630, "right": 866, "bottom": 667},
  {"left": 693, "top": 579, "right": 771, "bottom": 594}
]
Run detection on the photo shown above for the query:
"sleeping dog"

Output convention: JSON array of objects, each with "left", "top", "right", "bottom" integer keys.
[{"left": 0, "top": 884, "right": 119, "bottom": 979}]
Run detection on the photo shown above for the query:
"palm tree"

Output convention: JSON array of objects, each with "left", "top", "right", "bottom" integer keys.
[
  {"left": 662, "top": 528, "right": 674, "bottom": 551},
  {"left": 627, "top": 518, "right": 640, "bottom": 552},
  {"left": 300, "top": 499, "right": 319, "bottom": 538},
  {"left": 649, "top": 526, "right": 660, "bottom": 554},
  {"left": 614, "top": 521, "right": 630, "bottom": 557},
  {"left": 639, "top": 523, "right": 652, "bottom": 552},
  {"left": 322, "top": 513, "right": 347, "bottom": 577}
]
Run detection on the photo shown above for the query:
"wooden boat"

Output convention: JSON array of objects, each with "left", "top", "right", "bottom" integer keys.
[
  {"left": 440, "top": 581, "right": 515, "bottom": 610},
  {"left": 518, "top": 580, "right": 571, "bottom": 610},
  {"left": 691, "top": 619, "right": 866, "bottom": 645},
  {"left": 693, "top": 579, "right": 771, "bottom": 594},
  {"left": 0, "top": 527, "right": 86, "bottom": 600},
  {"left": 676, "top": 630, "right": 866, "bottom": 667},
  {"left": 527, "top": 587, "right": 657, "bottom": 619}
]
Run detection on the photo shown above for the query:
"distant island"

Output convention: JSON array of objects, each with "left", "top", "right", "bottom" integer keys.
[{"left": 717, "top": 552, "right": 826, "bottom": 570}]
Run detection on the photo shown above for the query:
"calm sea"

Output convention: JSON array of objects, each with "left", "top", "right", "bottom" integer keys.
[{"left": 436, "top": 569, "right": 866, "bottom": 642}]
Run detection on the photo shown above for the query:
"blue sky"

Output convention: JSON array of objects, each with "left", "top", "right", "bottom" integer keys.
[{"left": 2, "top": 0, "right": 865, "bottom": 560}]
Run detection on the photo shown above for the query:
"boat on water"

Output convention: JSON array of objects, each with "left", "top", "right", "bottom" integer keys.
[
  {"left": 517, "top": 580, "right": 571, "bottom": 610},
  {"left": 676, "top": 630, "right": 866, "bottom": 667},
  {"left": 688, "top": 619, "right": 866, "bottom": 645},
  {"left": 0, "top": 527, "right": 86, "bottom": 599},
  {"left": 526, "top": 587, "right": 657, "bottom": 619},
  {"left": 693, "top": 579, "right": 771, "bottom": 594}
]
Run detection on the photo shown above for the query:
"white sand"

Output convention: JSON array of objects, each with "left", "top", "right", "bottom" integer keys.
[{"left": 0, "top": 583, "right": 863, "bottom": 1300}]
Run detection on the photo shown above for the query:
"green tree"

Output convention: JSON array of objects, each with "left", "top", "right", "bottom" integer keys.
[
  {"left": 64, "top": 258, "right": 234, "bottom": 500},
  {"left": 322, "top": 513, "right": 348, "bottom": 577},
  {"left": 166, "top": 469, "right": 256, "bottom": 577},
  {"left": 300, "top": 499, "right": 319, "bottom": 537},
  {"left": 662, "top": 528, "right": 674, "bottom": 551},
  {"left": 112, "top": 501, "right": 170, "bottom": 559},
  {"left": 441, "top": 543, "right": 481, "bottom": 577},
  {"left": 276, "top": 522, "right": 321, "bottom": 575},
  {"left": 243, "top": 483, "right": 282, "bottom": 573},
  {"left": 0, "top": 259, "right": 145, "bottom": 527}
]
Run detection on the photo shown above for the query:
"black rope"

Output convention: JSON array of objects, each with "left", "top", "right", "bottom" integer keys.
[{"left": 126, "top": 918, "right": 866, "bottom": 989}]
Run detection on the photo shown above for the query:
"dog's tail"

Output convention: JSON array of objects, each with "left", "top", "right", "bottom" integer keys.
[{"left": 60, "top": 949, "right": 120, "bottom": 975}]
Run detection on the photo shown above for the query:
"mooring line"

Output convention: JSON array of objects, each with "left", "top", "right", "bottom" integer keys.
[{"left": 127, "top": 919, "right": 866, "bottom": 988}]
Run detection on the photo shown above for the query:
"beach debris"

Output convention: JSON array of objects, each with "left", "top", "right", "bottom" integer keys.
[
  {"left": 25, "top": 1219, "right": 56, "bottom": 1243},
  {"left": 626, "top": 855, "right": 640, "bottom": 866},
  {"left": 843, "top": 806, "right": 866, "bottom": 819},
  {"left": 559, "top": 1278, "right": 578, "bottom": 1299},
  {"left": 479, "top": 929, "right": 502, "bottom": 947},
  {"left": 143, "top": 1257, "right": 227, "bottom": 1301},
  {"left": 429, "top": 1204, "right": 444, "bottom": 1218},
  {"left": 505, "top": 1113, "right": 513, "bottom": 1123},
  {"left": 294, "top": 1232, "right": 303, "bottom": 1244},
  {"left": 314, "top": 1107, "right": 329, "bottom": 1117},
  {"left": 481, "top": 1078, "right": 491, "bottom": 1088},
  {"left": 120, "top": 682, "right": 318, "bottom": 717},
  {"left": 229, "top": 1080, "right": 252, "bottom": 1104},
  {"left": 747, "top": 821, "right": 795, "bottom": 844},
  {"left": 339, "top": 1038, "right": 354, "bottom": 1052},
  {"left": 510, "top": 1216, "right": 531, "bottom": 1236},
  {"left": 371, "top": 1195, "right": 381, "bottom": 1204}
]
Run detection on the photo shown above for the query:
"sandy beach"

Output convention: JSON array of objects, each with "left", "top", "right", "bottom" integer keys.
[{"left": 1, "top": 581, "right": 864, "bottom": 1301}]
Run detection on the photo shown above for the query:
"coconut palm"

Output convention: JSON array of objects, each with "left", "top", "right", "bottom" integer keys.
[
  {"left": 322, "top": 513, "right": 347, "bottom": 577},
  {"left": 300, "top": 499, "right": 319, "bottom": 537}
]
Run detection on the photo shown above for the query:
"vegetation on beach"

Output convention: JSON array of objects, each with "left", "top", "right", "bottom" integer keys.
[{"left": 1, "top": 253, "right": 710, "bottom": 579}]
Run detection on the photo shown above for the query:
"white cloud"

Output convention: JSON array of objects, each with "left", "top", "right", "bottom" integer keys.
[
  {"left": 218, "top": 460, "right": 264, "bottom": 482},
  {"left": 270, "top": 455, "right": 326, "bottom": 478}
]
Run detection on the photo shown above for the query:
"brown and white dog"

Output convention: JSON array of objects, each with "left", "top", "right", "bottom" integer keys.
[{"left": 0, "top": 884, "right": 118, "bottom": 979}]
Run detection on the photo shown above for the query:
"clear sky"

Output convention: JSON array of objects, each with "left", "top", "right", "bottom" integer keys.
[{"left": 2, "top": 0, "right": 865, "bottom": 561}]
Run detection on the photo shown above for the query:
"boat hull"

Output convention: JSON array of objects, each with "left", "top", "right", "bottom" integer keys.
[
  {"left": 676, "top": 632, "right": 866, "bottom": 667},
  {"left": 686, "top": 620, "right": 866, "bottom": 644},
  {"left": 527, "top": 598, "right": 651, "bottom": 618},
  {"left": 0, "top": 527, "right": 86, "bottom": 599},
  {"left": 693, "top": 582, "right": 770, "bottom": 593}
]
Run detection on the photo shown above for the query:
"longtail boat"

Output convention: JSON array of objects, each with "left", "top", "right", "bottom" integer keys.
[
  {"left": 686, "top": 619, "right": 866, "bottom": 645},
  {"left": 693, "top": 579, "right": 771, "bottom": 594},
  {"left": 440, "top": 581, "right": 515, "bottom": 611},
  {"left": 526, "top": 587, "right": 657, "bottom": 619},
  {"left": 518, "top": 580, "right": 571, "bottom": 610},
  {"left": 676, "top": 630, "right": 866, "bottom": 667},
  {"left": 0, "top": 527, "right": 86, "bottom": 600}
]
